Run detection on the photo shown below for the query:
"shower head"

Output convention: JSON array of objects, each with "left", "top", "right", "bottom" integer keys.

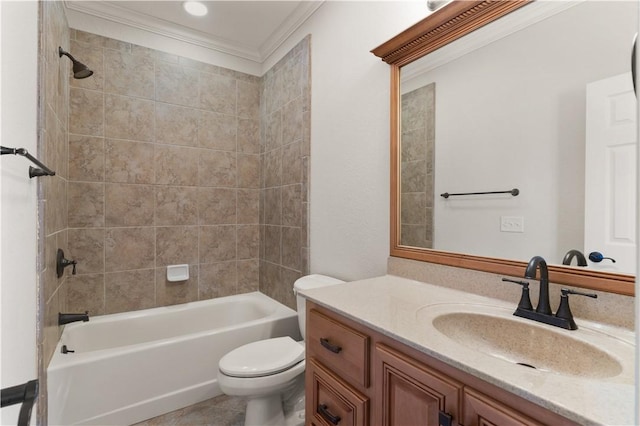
[{"left": 58, "top": 47, "right": 93, "bottom": 79}]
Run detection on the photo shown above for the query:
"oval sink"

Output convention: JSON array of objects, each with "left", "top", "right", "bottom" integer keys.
[{"left": 427, "top": 308, "right": 626, "bottom": 379}]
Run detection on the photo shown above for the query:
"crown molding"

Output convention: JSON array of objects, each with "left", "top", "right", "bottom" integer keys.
[
  {"left": 259, "top": 1, "right": 324, "bottom": 60},
  {"left": 64, "top": 1, "right": 323, "bottom": 64}
]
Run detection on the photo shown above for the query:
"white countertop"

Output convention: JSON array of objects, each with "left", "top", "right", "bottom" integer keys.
[{"left": 300, "top": 275, "right": 636, "bottom": 426}]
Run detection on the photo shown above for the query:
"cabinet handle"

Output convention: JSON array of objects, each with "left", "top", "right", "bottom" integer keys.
[
  {"left": 320, "top": 338, "right": 342, "bottom": 354},
  {"left": 318, "top": 404, "right": 341, "bottom": 425}
]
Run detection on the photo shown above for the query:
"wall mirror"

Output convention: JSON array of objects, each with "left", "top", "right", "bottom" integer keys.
[{"left": 373, "top": 0, "right": 637, "bottom": 295}]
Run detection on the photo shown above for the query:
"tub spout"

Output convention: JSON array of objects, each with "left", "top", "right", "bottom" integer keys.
[{"left": 59, "top": 311, "right": 89, "bottom": 326}]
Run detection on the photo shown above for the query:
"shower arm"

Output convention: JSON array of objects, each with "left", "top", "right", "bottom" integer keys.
[{"left": 1, "top": 146, "right": 56, "bottom": 178}]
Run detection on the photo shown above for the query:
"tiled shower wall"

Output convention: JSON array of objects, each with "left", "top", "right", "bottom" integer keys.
[
  {"left": 400, "top": 83, "right": 435, "bottom": 248},
  {"left": 38, "top": 0, "right": 70, "bottom": 419},
  {"left": 65, "top": 30, "right": 262, "bottom": 315},
  {"left": 259, "top": 37, "right": 311, "bottom": 309}
]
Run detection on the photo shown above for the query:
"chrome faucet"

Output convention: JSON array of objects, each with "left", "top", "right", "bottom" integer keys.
[
  {"left": 524, "top": 256, "right": 551, "bottom": 315},
  {"left": 501, "top": 255, "right": 598, "bottom": 330}
]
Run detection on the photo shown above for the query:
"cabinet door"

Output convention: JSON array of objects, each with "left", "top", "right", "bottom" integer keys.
[
  {"left": 463, "top": 388, "right": 545, "bottom": 426},
  {"left": 307, "top": 358, "right": 369, "bottom": 426},
  {"left": 375, "top": 344, "right": 462, "bottom": 426}
]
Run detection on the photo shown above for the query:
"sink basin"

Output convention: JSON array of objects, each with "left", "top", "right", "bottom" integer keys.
[{"left": 418, "top": 304, "right": 631, "bottom": 379}]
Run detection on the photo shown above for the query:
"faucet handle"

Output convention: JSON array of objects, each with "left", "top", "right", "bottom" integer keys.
[
  {"left": 555, "top": 289, "right": 598, "bottom": 330},
  {"left": 501, "top": 278, "right": 533, "bottom": 311}
]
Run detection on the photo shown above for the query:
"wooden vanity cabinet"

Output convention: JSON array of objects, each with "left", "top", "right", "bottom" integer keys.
[{"left": 305, "top": 302, "right": 579, "bottom": 426}]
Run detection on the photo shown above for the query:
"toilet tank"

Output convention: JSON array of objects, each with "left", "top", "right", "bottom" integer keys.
[{"left": 293, "top": 274, "right": 344, "bottom": 340}]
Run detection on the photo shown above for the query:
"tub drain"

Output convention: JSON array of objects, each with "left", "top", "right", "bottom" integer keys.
[{"left": 516, "top": 362, "right": 536, "bottom": 369}]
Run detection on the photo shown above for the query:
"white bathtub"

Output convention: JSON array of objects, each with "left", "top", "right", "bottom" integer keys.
[{"left": 47, "top": 292, "right": 300, "bottom": 425}]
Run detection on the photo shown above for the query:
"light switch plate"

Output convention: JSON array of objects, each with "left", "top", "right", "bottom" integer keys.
[{"left": 500, "top": 216, "right": 524, "bottom": 233}]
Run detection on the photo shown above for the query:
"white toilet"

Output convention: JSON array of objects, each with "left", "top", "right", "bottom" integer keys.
[{"left": 217, "top": 274, "right": 344, "bottom": 426}]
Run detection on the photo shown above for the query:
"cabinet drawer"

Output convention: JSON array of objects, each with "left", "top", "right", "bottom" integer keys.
[
  {"left": 307, "top": 309, "right": 370, "bottom": 388},
  {"left": 307, "top": 358, "right": 369, "bottom": 426}
]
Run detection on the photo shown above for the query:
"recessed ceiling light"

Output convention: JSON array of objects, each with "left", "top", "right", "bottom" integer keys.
[{"left": 183, "top": 1, "right": 208, "bottom": 17}]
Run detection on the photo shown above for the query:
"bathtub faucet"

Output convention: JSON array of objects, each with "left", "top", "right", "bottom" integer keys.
[{"left": 59, "top": 311, "right": 89, "bottom": 326}]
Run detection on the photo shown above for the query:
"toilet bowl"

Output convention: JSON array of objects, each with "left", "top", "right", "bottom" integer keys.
[{"left": 217, "top": 274, "right": 344, "bottom": 426}]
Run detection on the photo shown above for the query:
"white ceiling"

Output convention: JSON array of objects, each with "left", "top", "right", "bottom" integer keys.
[{"left": 65, "top": 1, "right": 323, "bottom": 63}]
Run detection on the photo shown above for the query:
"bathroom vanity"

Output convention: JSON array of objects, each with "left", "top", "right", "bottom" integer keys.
[{"left": 301, "top": 276, "right": 635, "bottom": 426}]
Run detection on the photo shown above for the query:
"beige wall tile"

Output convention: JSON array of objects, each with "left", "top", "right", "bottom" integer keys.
[
  {"left": 105, "top": 94, "right": 155, "bottom": 142},
  {"left": 237, "top": 154, "right": 260, "bottom": 188},
  {"left": 104, "top": 49, "right": 154, "bottom": 99},
  {"left": 155, "top": 145, "right": 199, "bottom": 185},
  {"left": 66, "top": 274, "right": 105, "bottom": 315},
  {"left": 105, "top": 139, "right": 155, "bottom": 184},
  {"left": 280, "top": 57, "right": 301, "bottom": 106},
  {"left": 199, "top": 261, "right": 237, "bottom": 299},
  {"left": 67, "top": 228, "right": 105, "bottom": 274},
  {"left": 281, "top": 142, "right": 301, "bottom": 186},
  {"left": 155, "top": 186, "right": 198, "bottom": 226},
  {"left": 156, "top": 103, "right": 199, "bottom": 147},
  {"left": 279, "top": 267, "right": 300, "bottom": 309},
  {"left": 156, "top": 226, "right": 198, "bottom": 266},
  {"left": 105, "top": 183, "right": 155, "bottom": 226},
  {"left": 237, "top": 81, "right": 260, "bottom": 120},
  {"left": 401, "top": 193, "right": 427, "bottom": 225},
  {"left": 74, "top": 30, "right": 107, "bottom": 47},
  {"left": 282, "top": 184, "right": 301, "bottom": 227},
  {"left": 263, "top": 148, "right": 282, "bottom": 188},
  {"left": 263, "top": 225, "right": 281, "bottom": 264},
  {"left": 43, "top": 235, "right": 59, "bottom": 303},
  {"left": 237, "top": 224, "right": 259, "bottom": 260},
  {"left": 104, "top": 37, "right": 131, "bottom": 52},
  {"left": 69, "top": 40, "right": 104, "bottom": 92},
  {"left": 263, "top": 110, "right": 282, "bottom": 152},
  {"left": 237, "top": 189, "right": 259, "bottom": 224},
  {"left": 281, "top": 226, "right": 301, "bottom": 271},
  {"left": 200, "top": 73, "right": 236, "bottom": 114},
  {"left": 155, "top": 265, "right": 198, "bottom": 306},
  {"left": 401, "top": 160, "right": 427, "bottom": 193},
  {"left": 263, "top": 187, "right": 281, "bottom": 226},
  {"left": 238, "top": 118, "right": 260, "bottom": 154},
  {"left": 199, "top": 226, "right": 236, "bottom": 263},
  {"left": 237, "top": 259, "right": 259, "bottom": 294},
  {"left": 156, "top": 62, "right": 199, "bottom": 108},
  {"left": 198, "top": 110, "right": 237, "bottom": 151},
  {"left": 105, "top": 269, "right": 155, "bottom": 314},
  {"left": 198, "top": 149, "right": 236, "bottom": 187},
  {"left": 105, "top": 227, "right": 155, "bottom": 272},
  {"left": 259, "top": 260, "right": 281, "bottom": 303},
  {"left": 68, "top": 182, "right": 104, "bottom": 227},
  {"left": 69, "top": 134, "right": 104, "bottom": 182},
  {"left": 282, "top": 97, "right": 302, "bottom": 144},
  {"left": 69, "top": 88, "right": 103, "bottom": 136},
  {"left": 198, "top": 187, "right": 236, "bottom": 225}
]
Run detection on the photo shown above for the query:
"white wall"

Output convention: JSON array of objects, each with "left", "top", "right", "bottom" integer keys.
[
  {"left": 0, "top": 1, "right": 39, "bottom": 423},
  {"left": 265, "top": 1, "right": 428, "bottom": 281}
]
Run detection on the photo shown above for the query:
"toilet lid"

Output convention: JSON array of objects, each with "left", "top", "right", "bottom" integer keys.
[{"left": 219, "top": 336, "right": 305, "bottom": 378}]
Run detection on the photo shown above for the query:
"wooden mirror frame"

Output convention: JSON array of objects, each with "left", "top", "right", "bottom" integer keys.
[{"left": 372, "top": 0, "right": 635, "bottom": 296}]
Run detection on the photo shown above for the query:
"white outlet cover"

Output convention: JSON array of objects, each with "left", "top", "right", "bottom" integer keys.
[{"left": 500, "top": 216, "right": 524, "bottom": 233}]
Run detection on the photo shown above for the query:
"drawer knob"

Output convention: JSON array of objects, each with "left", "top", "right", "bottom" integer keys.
[
  {"left": 320, "top": 337, "right": 342, "bottom": 354},
  {"left": 318, "top": 404, "right": 341, "bottom": 425}
]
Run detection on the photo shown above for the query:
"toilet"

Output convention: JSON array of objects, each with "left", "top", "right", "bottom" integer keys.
[{"left": 217, "top": 274, "right": 344, "bottom": 426}]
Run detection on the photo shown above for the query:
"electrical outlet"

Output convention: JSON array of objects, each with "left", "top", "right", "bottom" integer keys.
[{"left": 500, "top": 216, "right": 524, "bottom": 233}]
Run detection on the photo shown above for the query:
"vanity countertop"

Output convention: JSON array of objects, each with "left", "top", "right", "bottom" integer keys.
[{"left": 300, "top": 275, "right": 636, "bottom": 426}]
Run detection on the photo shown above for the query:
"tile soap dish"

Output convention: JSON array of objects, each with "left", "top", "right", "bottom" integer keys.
[{"left": 167, "top": 264, "right": 189, "bottom": 282}]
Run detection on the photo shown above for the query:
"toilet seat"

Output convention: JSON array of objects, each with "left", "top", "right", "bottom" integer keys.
[{"left": 219, "top": 336, "right": 305, "bottom": 378}]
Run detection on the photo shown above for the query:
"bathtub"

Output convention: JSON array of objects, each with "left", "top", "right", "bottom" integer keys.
[{"left": 47, "top": 292, "right": 300, "bottom": 425}]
